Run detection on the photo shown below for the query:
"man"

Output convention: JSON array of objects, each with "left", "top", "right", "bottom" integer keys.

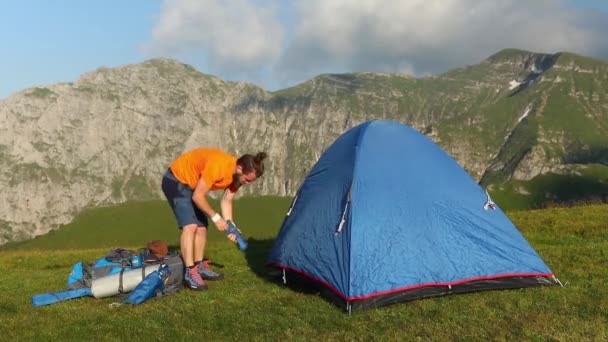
[{"left": 161, "top": 148, "right": 267, "bottom": 290}]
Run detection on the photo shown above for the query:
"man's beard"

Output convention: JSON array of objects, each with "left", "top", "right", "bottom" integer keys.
[{"left": 231, "top": 173, "right": 241, "bottom": 188}]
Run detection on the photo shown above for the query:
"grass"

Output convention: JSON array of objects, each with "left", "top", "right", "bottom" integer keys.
[
  {"left": 24, "top": 87, "right": 56, "bottom": 98},
  {"left": 490, "top": 169, "right": 608, "bottom": 210},
  {"left": 1, "top": 197, "right": 607, "bottom": 341}
]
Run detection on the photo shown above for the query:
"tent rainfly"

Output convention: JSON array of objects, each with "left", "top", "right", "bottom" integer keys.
[{"left": 268, "top": 120, "right": 560, "bottom": 312}]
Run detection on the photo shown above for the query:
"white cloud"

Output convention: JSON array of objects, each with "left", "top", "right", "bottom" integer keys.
[
  {"left": 144, "top": 0, "right": 283, "bottom": 74},
  {"left": 144, "top": 0, "right": 608, "bottom": 89},
  {"left": 276, "top": 0, "right": 608, "bottom": 85}
]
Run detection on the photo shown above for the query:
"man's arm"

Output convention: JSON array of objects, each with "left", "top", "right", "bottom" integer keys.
[
  {"left": 221, "top": 186, "right": 237, "bottom": 222},
  {"left": 192, "top": 177, "right": 228, "bottom": 231},
  {"left": 221, "top": 187, "right": 241, "bottom": 243}
]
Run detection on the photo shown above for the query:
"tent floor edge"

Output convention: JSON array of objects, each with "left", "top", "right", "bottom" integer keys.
[
  {"left": 348, "top": 276, "right": 559, "bottom": 311},
  {"left": 273, "top": 268, "right": 558, "bottom": 313}
]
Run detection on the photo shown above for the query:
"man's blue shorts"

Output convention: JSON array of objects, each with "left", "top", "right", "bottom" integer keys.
[{"left": 161, "top": 169, "right": 209, "bottom": 229}]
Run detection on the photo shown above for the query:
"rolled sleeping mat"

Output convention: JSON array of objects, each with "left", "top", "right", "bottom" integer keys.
[{"left": 90, "top": 264, "right": 160, "bottom": 298}]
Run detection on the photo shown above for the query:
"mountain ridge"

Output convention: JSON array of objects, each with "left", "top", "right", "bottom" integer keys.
[{"left": 1, "top": 48, "right": 607, "bottom": 244}]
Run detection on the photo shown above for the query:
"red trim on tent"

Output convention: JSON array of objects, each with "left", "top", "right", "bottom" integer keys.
[{"left": 269, "top": 262, "right": 554, "bottom": 302}]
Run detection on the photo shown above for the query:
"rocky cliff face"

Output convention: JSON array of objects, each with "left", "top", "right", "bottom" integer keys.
[{"left": 1, "top": 49, "right": 607, "bottom": 244}]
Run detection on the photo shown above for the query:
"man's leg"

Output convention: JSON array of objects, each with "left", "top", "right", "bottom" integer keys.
[
  {"left": 182, "top": 224, "right": 208, "bottom": 290},
  {"left": 193, "top": 226, "right": 206, "bottom": 263},
  {"left": 181, "top": 224, "right": 198, "bottom": 267},
  {"left": 162, "top": 171, "right": 207, "bottom": 290},
  {"left": 194, "top": 226, "right": 224, "bottom": 280}
]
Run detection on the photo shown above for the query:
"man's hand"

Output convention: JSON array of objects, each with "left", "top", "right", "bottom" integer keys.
[
  {"left": 226, "top": 222, "right": 245, "bottom": 248},
  {"left": 215, "top": 217, "right": 229, "bottom": 231},
  {"left": 226, "top": 222, "right": 242, "bottom": 242},
  {"left": 227, "top": 232, "right": 237, "bottom": 242}
]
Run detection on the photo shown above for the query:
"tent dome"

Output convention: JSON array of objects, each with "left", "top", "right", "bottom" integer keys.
[{"left": 268, "top": 120, "right": 557, "bottom": 311}]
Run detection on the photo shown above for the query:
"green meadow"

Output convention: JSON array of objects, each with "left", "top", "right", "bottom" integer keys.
[{"left": 1, "top": 197, "right": 607, "bottom": 341}]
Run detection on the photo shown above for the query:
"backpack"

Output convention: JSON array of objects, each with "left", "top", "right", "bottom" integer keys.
[
  {"left": 146, "top": 249, "right": 184, "bottom": 296},
  {"left": 67, "top": 247, "right": 184, "bottom": 297},
  {"left": 68, "top": 248, "right": 139, "bottom": 289}
]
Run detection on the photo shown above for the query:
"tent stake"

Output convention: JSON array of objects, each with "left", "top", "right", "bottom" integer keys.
[
  {"left": 552, "top": 275, "right": 564, "bottom": 287},
  {"left": 282, "top": 269, "right": 287, "bottom": 284}
]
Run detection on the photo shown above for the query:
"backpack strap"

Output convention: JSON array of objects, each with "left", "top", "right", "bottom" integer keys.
[
  {"left": 105, "top": 248, "right": 136, "bottom": 263},
  {"left": 118, "top": 268, "right": 126, "bottom": 293}
]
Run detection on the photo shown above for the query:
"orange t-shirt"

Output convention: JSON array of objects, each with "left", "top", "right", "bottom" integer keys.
[{"left": 169, "top": 148, "right": 237, "bottom": 190}]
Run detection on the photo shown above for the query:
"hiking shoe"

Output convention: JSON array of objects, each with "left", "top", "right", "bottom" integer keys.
[
  {"left": 184, "top": 267, "right": 208, "bottom": 291},
  {"left": 197, "top": 260, "right": 224, "bottom": 280}
]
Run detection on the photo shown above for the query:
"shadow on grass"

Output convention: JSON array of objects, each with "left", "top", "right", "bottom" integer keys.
[
  {"left": 533, "top": 175, "right": 608, "bottom": 208},
  {"left": 243, "top": 238, "right": 276, "bottom": 280},
  {"left": 243, "top": 238, "right": 346, "bottom": 310},
  {"left": 244, "top": 238, "right": 320, "bottom": 294}
]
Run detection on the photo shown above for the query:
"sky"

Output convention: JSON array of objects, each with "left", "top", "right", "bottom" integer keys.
[{"left": 1, "top": 0, "right": 608, "bottom": 99}]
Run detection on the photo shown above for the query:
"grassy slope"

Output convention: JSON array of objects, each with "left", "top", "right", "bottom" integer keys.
[
  {"left": 4, "top": 196, "right": 289, "bottom": 251},
  {"left": 0, "top": 198, "right": 606, "bottom": 340}
]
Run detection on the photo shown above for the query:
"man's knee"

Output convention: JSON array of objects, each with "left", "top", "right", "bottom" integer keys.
[{"left": 182, "top": 224, "right": 198, "bottom": 234}]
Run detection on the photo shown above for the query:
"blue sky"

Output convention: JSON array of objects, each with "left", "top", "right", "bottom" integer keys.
[{"left": 1, "top": 0, "right": 608, "bottom": 99}]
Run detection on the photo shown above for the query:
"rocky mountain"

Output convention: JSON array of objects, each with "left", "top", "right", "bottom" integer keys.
[{"left": 1, "top": 49, "right": 607, "bottom": 244}]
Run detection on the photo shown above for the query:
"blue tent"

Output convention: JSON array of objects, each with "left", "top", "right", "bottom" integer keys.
[{"left": 268, "top": 120, "right": 558, "bottom": 312}]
